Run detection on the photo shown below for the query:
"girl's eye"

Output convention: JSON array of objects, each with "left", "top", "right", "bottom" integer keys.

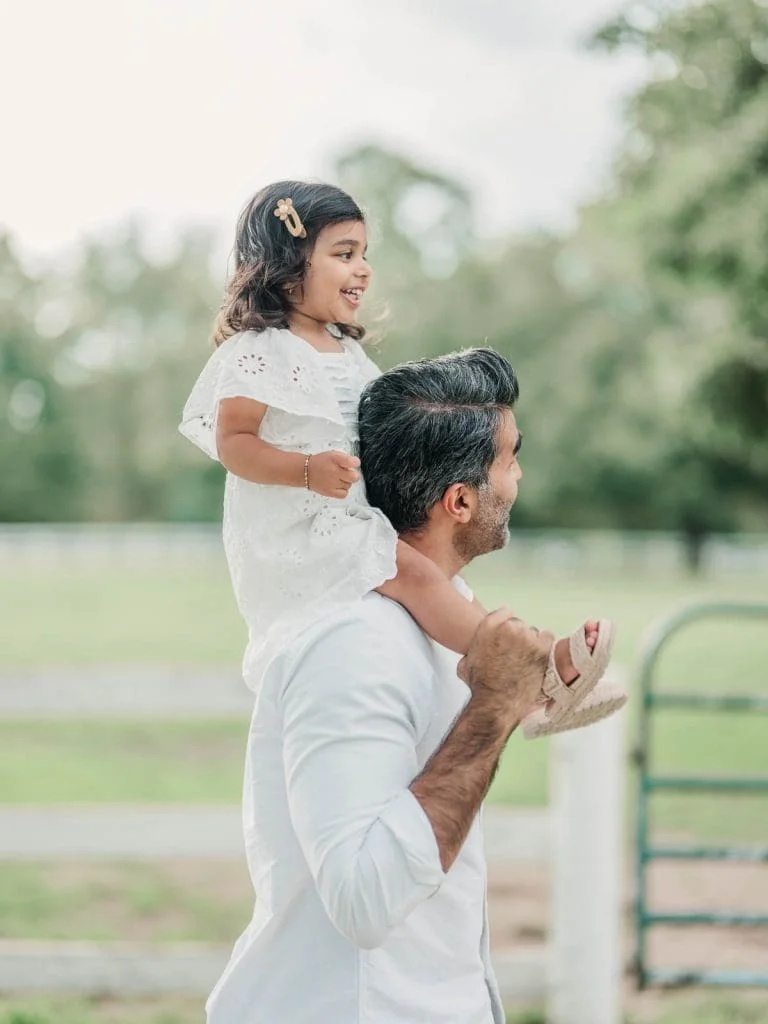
[{"left": 338, "top": 251, "right": 353, "bottom": 261}]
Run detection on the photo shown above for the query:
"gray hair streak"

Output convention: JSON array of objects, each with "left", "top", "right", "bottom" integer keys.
[{"left": 358, "top": 348, "right": 519, "bottom": 533}]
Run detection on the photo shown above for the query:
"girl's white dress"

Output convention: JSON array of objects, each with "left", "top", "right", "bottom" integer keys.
[{"left": 179, "top": 328, "right": 398, "bottom": 690}]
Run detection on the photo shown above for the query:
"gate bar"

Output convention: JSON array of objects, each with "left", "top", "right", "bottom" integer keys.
[
  {"left": 643, "top": 845, "right": 768, "bottom": 862},
  {"left": 634, "top": 601, "right": 768, "bottom": 990},
  {"left": 645, "top": 775, "right": 768, "bottom": 793}
]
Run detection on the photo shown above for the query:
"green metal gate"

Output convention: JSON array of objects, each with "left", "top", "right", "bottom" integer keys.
[{"left": 635, "top": 601, "right": 768, "bottom": 988}]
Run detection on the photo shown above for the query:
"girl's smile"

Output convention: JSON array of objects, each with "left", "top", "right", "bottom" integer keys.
[
  {"left": 340, "top": 287, "right": 364, "bottom": 309},
  {"left": 290, "top": 220, "right": 371, "bottom": 330}
]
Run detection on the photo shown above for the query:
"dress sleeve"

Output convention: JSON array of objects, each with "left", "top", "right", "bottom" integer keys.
[
  {"left": 279, "top": 611, "right": 446, "bottom": 949},
  {"left": 178, "top": 330, "right": 334, "bottom": 461}
]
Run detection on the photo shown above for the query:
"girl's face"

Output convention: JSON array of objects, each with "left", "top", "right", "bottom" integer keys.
[{"left": 292, "top": 220, "right": 371, "bottom": 325}]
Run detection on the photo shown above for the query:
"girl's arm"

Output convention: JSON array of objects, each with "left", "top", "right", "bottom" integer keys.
[
  {"left": 216, "top": 396, "right": 306, "bottom": 486},
  {"left": 216, "top": 397, "right": 360, "bottom": 498}
]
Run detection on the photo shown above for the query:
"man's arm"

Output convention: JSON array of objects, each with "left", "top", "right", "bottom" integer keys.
[
  {"left": 280, "top": 606, "right": 550, "bottom": 948},
  {"left": 409, "top": 698, "right": 512, "bottom": 873},
  {"left": 410, "top": 609, "right": 550, "bottom": 872},
  {"left": 280, "top": 611, "right": 445, "bottom": 949}
]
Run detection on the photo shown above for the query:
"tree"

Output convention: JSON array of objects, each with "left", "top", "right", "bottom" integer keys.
[
  {"left": 54, "top": 221, "right": 223, "bottom": 520},
  {"left": 590, "top": 0, "right": 768, "bottom": 551},
  {"left": 0, "top": 234, "right": 84, "bottom": 521}
]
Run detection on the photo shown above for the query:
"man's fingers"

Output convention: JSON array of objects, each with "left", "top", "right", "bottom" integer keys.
[
  {"left": 475, "top": 608, "right": 524, "bottom": 641},
  {"left": 483, "top": 606, "right": 519, "bottom": 628}
]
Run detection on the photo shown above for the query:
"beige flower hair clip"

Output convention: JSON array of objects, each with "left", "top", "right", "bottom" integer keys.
[{"left": 273, "top": 198, "right": 307, "bottom": 239}]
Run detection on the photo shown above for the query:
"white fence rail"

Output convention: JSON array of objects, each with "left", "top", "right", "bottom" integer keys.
[
  {"left": 0, "top": 940, "right": 551, "bottom": 1004},
  {"left": 2, "top": 522, "right": 767, "bottom": 573},
  {"left": 0, "top": 668, "right": 627, "bottom": 1023},
  {"left": 0, "top": 805, "right": 551, "bottom": 865}
]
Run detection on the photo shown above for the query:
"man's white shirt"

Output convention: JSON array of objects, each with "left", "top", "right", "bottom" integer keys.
[{"left": 206, "top": 588, "right": 505, "bottom": 1024}]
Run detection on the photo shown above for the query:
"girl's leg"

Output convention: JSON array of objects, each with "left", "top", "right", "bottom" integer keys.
[
  {"left": 378, "top": 540, "right": 483, "bottom": 655},
  {"left": 376, "top": 540, "right": 596, "bottom": 681}
]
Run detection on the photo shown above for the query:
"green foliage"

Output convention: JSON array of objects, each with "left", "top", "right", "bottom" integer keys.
[
  {"left": 0, "top": 235, "right": 84, "bottom": 520},
  {"left": 0, "top": 221, "right": 223, "bottom": 523},
  {"left": 587, "top": 0, "right": 768, "bottom": 539},
  {"left": 0, "top": 1, "right": 766, "bottom": 560}
]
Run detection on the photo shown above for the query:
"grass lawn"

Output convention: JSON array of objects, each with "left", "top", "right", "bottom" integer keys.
[
  {"left": 2, "top": 559, "right": 767, "bottom": 832},
  {"left": 1, "top": 555, "right": 765, "bottom": 673},
  {"left": 0, "top": 860, "right": 251, "bottom": 942},
  {"left": 1, "top": 558, "right": 766, "bottom": 1024},
  {"left": 1, "top": 994, "right": 767, "bottom": 1024},
  {"left": 0, "top": 998, "right": 551, "bottom": 1024}
]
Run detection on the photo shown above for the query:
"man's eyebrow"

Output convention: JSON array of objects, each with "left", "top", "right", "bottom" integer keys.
[{"left": 513, "top": 431, "right": 523, "bottom": 456}]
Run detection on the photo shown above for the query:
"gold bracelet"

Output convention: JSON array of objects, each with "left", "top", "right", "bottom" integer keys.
[{"left": 304, "top": 455, "right": 311, "bottom": 490}]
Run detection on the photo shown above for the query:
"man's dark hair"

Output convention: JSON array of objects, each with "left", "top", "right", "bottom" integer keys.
[{"left": 358, "top": 348, "right": 519, "bottom": 533}]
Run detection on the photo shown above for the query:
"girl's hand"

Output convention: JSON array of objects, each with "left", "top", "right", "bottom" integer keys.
[{"left": 307, "top": 451, "right": 361, "bottom": 498}]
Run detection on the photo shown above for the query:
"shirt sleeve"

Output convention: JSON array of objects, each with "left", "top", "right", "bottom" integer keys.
[{"left": 279, "top": 609, "right": 446, "bottom": 949}]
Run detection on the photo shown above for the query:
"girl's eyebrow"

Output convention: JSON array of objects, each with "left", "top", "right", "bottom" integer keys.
[{"left": 331, "top": 238, "right": 362, "bottom": 247}]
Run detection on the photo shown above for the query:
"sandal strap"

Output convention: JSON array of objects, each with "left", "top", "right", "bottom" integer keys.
[
  {"left": 569, "top": 618, "right": 615, "bottom": 689},
  {"left": 539, "top": 619, "right": 617, "bottom": 719},
  {"left": 542, "top": 647, "right": 580, "bottom": 708},
  {"left": 569, "top": 624, "right": 594, "bottom": 677}
]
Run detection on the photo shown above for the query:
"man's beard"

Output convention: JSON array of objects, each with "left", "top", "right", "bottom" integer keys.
[{"left": 454, "top": 485, "right": 512, "bottom": 563}]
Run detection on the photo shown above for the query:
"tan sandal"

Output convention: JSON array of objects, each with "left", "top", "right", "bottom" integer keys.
[
  {"left": 522, "top": 619, "right": 622, "bottom": 740},
  {"left": 523, "top": 674, "right": 627, "bottom": 739}
]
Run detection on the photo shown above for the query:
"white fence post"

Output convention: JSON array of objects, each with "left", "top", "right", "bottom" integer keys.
[{"left": 548, "top": 695, "right": 626, "bottom": 1024}]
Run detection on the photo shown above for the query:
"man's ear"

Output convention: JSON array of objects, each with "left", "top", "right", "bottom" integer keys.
[{"left": 441, "top": 482, "right": 473, "bottom": 524}]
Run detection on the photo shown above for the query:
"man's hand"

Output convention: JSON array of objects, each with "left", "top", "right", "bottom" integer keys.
[
  {"left": 307, "top": 451, "right": 361, "bottom": 498},
  {"left": 457, "top": 607, "right": 552, "bottom": 724}
]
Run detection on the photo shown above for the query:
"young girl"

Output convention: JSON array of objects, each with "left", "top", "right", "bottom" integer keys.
[{"left": 180, "top": 180, "right": 626, "bottom": 738}]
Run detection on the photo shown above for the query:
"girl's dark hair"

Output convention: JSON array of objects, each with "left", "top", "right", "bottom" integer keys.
[{"left": 212, "top": 180, "right": 366, "bottom": 346}]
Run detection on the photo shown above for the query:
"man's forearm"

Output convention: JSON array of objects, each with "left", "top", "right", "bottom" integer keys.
[{"left": 410, "top": 697, "right": 516, "bottom": 872}]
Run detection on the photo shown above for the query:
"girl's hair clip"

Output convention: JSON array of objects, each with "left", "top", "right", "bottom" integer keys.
[{"left": 274, "top": 198, "right": 307, "bottom": 239}]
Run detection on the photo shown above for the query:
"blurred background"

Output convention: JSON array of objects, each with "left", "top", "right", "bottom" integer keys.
[{"left": 1, "top": 1, "right": 767, "bottom": 1022}]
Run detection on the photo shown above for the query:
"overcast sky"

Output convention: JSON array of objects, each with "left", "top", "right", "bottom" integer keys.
[{"left": 1, "top": 0, "right": 648, "bottom": 262}]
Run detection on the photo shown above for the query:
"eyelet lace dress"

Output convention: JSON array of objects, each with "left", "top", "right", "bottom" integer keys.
[{"left": 179, "top": 328, "right": 398, "bottom": 691}]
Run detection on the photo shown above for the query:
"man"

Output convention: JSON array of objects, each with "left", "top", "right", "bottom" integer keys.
[{"left": 206, "top": 348, "right": 552, "bottom": 1024}]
